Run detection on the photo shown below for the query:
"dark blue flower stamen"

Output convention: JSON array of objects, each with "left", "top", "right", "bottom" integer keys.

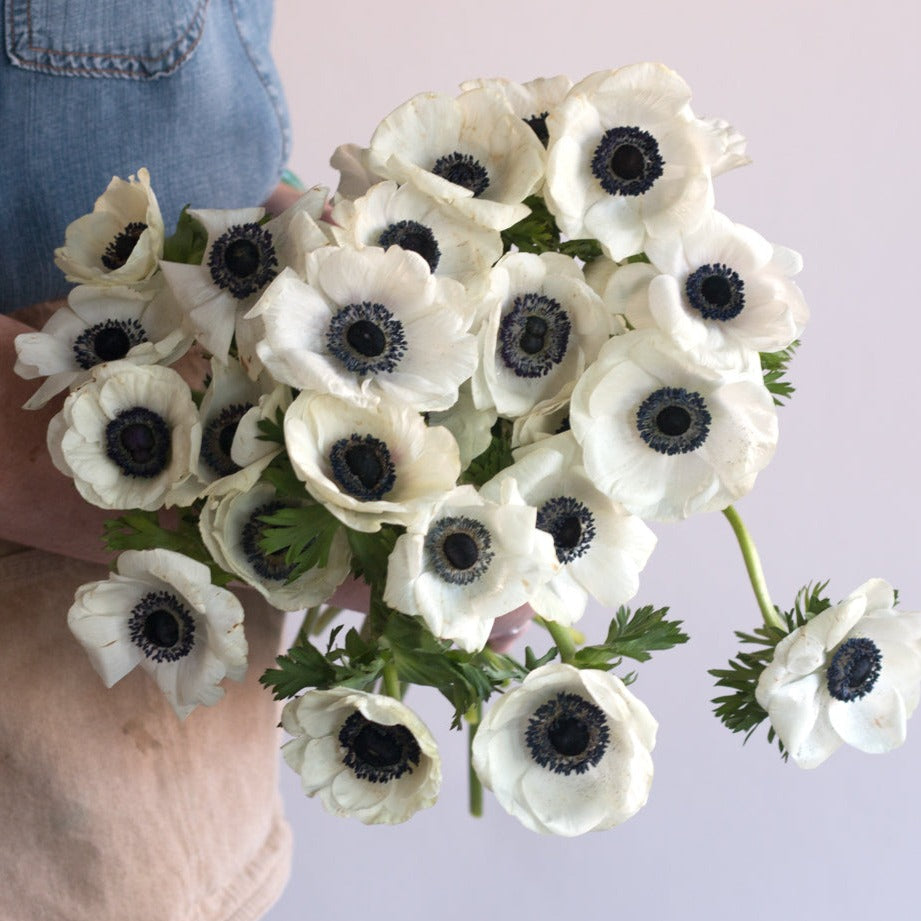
[
  {"left": 73, "top": 318, "right": 147, "bottom": 369},
  {"left": 208, "top": 223, "right": 278, "bottom": 299},
  {"left": 241, "top": 500, "right": 297, "bottom": 582},
  {"left": 827, "top": 637, "right": 883, "bottom": 702},
  {"left": 339, "top": 711, "right": 421, "bottom": 783},
  {"left": 329, "top": 434, "right": 397, "bottom": 501},
  {"left": 499, "top": 293, "right": 571, "bottom": 379},
  {"left": 102, "top": 221, "right": 147, "bottom": 270},
  {"left": 105, "top": 406, "right": 171, "bottom": 477},
  {"left": 526, "top": 691, "right": 610, "bottom": 775},
  {"left": 200, "top": 402, "right": 253, "bottom": 478},
  {"left": 635, "top": 387, "right": 711, "bottom": 455},
  {"left": 378, "top": 220, "right": 442, "bottom": 273},
  {"left": 524, "top": 111, "right": 550, "bottom": 147},
  {"left": 129, "top": 590, "right": 195, "bottom": 663},
  {"left": 432, "top": 151, "right": 490, "bottom": 197},
  {"left": 591, "top": 126, "right": 664, "bottom": 197},
  {"left": 685, "top": 263, "right": 746, "bottom": 321},
  {"left": 327, "top": 302, "right": 407, "bottom": 375},
  {"left": 536, "top": 496, "right": 596, "bottom": 564},
  {"left": 425, "top": 515, "right": 494, "bottom": 585}
]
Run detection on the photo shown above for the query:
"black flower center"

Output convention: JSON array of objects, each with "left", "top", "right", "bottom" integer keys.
[
  {"left": 536, "top": 496, "right": 596, "bottom": 564},
  {"left": 329, "top": 434, "right": 397, "bottom": 501},
  {"left": 128, "top": 590, "right": 196, "bottom": 662},
  {"left": 200, "top": 402, "right": 253, "bottom": 478},
  {"left": 72, "top": 318, "right": 148, "bottom": 369},
  {"left": 378, "top": 220, "right": 442, "bottom": 273},
  {"left": 208, "top": 223, "right": 278, "bottom": 299},
  {"left": 425, "top": 515, "right": 494, "bottom": 585},
  {"left": 636, "top": 387, "right": 711, "bottom": 455},
  {"left": 101, "top": 222, "right": 148, "bottom": 271},
  {"left": 827, "top": 637, "right": 883, "bottom": 702},
  {"left": 105, "top": 406, "right": 171, "bottom": 478},
  {"left": 327, "top": 301, "right": 407, "bottom": 375},
  {"left": 241, "top": 500, "right": 297, "bottom": 582},
  {"left": 591, "top": 126, "right": 664, "bottom": 197},
  {"left": 685, "top": 263, "right": 746, "bottom": 321},
  {"left": 431, "top": 151, "right": 490, "bottom": 197},
  {"left": 499, "top": 293, "right": 571, "bottom": 379},
  {"left": 525, "top": 691, "right": 610, "bottom": 775},
  {"left": 524, "top": 111, "right": 550, "bottom": 147},
  {"left": 339, "top": 711, "right": 421, "bottom": 783}
]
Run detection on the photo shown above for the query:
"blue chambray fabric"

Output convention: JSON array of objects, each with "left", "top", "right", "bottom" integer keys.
[{"left": 0, "top": 0, "right": 291, "bottom": 312}]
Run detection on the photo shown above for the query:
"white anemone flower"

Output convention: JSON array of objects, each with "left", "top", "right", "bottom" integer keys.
[
  {"left": 159, "top": 195, "right": 331, "bottom": 367},
  {"left": 67, "top": 548, "right": 247, "bottom": 720},
  {"left": 282, "top": 688, "right": 441, "bottom": 824},
  {"left": 47, "top": 361, "right": 201, "bottom": 511},
  {"left": 569, "top": 330, "right": 777, "bottom": 521},
  {"left": 253, "top": 249, "right": 477, "bottom": 412},
  {"left": 199, "top": 482, "right": 351, "bottom": 611},
  {"left": 54, "top": 168, "right": 164, "bottom": 286},
  {"left": 384, "top": 481, "right": 559, "bottom": 653},
  {"left": 14, "top": 282, "right": 191, "bottom": 409},
  {"left": 460, "top": 75, "right": 574, "bottom": 150},
  {"left": 756, "top": 579, "right": 921, "bottom": 769},
  {"left": 284, "top": 390, "right": 461, "bottom": 532},
  {"left": 330, "top": 180, "right": 502, "bottom": 291},
  {"left": 484, "top": 433, "right": 656, "bottom": 626},
  {"left": 604, "top": 211, "right": 808, "bottom": 361},
  {"left": 472, "top": 252, "right": 609, "bottom": 418},
  {"left": 366, "top": 87, "right": 546, "bottom": 231},
  {"left": 545, "top": 63, "right": 734, "bottom": 260},
  {"left": 472, "top": 662, "right": 657, "bottom": 835}
]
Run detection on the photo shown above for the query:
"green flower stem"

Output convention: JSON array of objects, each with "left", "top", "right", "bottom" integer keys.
[
  {"left": 295, "top": 605, "right": 321, "bottom": 646},
  {"left": 382, "top": 662, "right": 401, "bottom": 700},
  {"left": 539, "top": 617, "right": 578, "bottom": 663},
  {"left": 466, "top": 703, "right": 483, "bottom": 818},
  {"left": 722, "top": 505, "right": 784, "bottom": 631}
]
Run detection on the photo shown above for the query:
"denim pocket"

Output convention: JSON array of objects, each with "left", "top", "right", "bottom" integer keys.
[{"left": 4, "top": 0, "right": 209, "bottom": 79}]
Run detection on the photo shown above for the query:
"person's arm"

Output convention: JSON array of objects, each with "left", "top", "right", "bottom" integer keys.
[{"left": 0, "top": 311, "right": 115, "bottom": 563}]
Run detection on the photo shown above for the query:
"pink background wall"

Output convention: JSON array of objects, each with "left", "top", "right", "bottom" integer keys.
[{"left": 266, "top": 2, "right": 921, "bottom": 918}]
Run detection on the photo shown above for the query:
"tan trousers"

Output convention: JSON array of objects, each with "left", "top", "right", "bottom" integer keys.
[{"left": 0, "top": 543, "right": 292, "bottom": 921}]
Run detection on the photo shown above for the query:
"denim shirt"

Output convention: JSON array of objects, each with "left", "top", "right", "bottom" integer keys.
[{"left": 0, "top": 0, "right": 290, "bottom": 312}]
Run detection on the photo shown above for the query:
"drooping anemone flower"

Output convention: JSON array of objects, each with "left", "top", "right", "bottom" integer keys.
[
  {"left": 756, "top": 579, "right": 921, "bottom": 768},
  {"left": 67, "top": 549, "right": 248, "bottom": 720},
  {"left": 282, "top": 688, "right": 441, "bottom": 824},
  {"left": 472, "top": 662, "right": 657, "bottom": 835}
]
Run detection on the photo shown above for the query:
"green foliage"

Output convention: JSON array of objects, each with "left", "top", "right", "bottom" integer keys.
[
  {"left": 260, "top": 599, "right": 526, "bottom": 727},
  {"left": 347, "top": 527, "right": 400, "bottom": 587},
  {"left": 760, "top": 340, "right": 799, "bottom": 405},
  {"left": 559, "top": 238, "right": 603, "bottom": 262},
  {"left": 710, "top": 581, "right": 831, "bottom": 758},
  {"left": 459, "top": 418, "right": 514, "bottom": 488},
  {"left": 257, "top": 503, "right": 341, "bottom": 582},
  {"left": 162, "top": 206, "right": 208, "bottom": 265},
  {"left": 501, "top": 195, "right": 561, "bottom": 254},
  {"left": 256, "top": 408, "right": 287, "bottom": 447},
  {"left": 572, "top": 604, "right": 689, "bottom": 670},
  {"left": 103, "top": 508, "right": 234, "bottom": 586}
]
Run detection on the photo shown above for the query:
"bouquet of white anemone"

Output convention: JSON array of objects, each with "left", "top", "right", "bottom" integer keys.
[{"left": 17, "top": 62, "right": 921, "bottom": 834}]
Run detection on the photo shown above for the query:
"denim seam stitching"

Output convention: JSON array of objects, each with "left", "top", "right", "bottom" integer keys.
[
  {"left": 228, "top": 0, "right": 291, "bottom": 176},
  {"left": 6, "top": 0, "right": 210, "bottom": 78}
]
